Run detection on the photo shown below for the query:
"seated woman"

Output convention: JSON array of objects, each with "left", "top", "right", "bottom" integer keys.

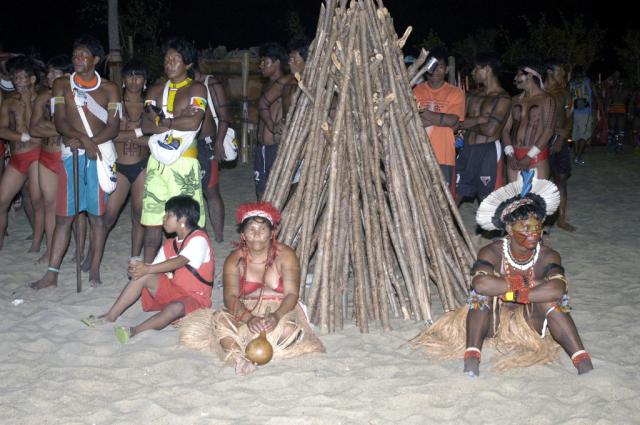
[
  {"left": 82, "top": 195, "right": 214, "bottom": 344},
  {"left": 412, "top": 170, "right": 593, "bottom": 376},
  {"left": 179, "top": 202, "right": 324, "bottom": 374}
]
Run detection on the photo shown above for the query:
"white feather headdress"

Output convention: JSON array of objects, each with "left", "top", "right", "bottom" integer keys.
[{"left": 476, "top": 170, "right": 560, "bottom": 231}]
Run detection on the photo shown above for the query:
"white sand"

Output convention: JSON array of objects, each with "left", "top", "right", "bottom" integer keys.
[{"left": 1, "top": 148, "right": 638, "bottom": 424}]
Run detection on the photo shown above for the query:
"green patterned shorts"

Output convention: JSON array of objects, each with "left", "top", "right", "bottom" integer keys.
[{"left": 141, "top": 155, "right": 205, "bottom": 227}]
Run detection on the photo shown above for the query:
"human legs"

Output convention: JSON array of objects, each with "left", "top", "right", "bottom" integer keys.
[
  {"left": 130, "top": 170, "right": 146, "bottom": 257},
  {"left": 0, "top": 165, "right": 28, "bottom": 250},
  {"left": 528, "top": 303, "right": 593, "bottom": 374},
  {"left": 38, "top": 162, "right": 59, "bottom": 263},
  {"left": 143, "top": 225, "right": 163, "bottom": 263},
  {"left": 29, "top": 215, "right": 74, "bottom": 289},
  {"left": 205, "top": 184, "right": 224, "bottom": 242},
  {"left": 464, "top": 304, "right": 495, "bottom": 376},
  {"left": 26, "top": 161, "right": 45, "bottom": 252},
  {"left": 102, "top": 273, "right": 159, "bottom": 322},
  {"left": 87, "top": 213, "right": 106, "bottom": 286}
]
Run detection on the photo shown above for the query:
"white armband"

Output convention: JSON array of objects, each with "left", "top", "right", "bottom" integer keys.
[
  {"left": 20, "top": 132, "right": 31, "bottom": 143},
  {"left": 134, "top": 128, "right": 143, "bottom": 139},
  {"left": 527, "top": 146, "right": 541, "bottom": 159},
  {"left": 503, "top": 145, "right": 514, "bottom": 157}
]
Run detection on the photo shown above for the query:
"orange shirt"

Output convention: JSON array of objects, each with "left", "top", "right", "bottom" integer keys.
[{"left": 413, "top": 82, "right": 465, "bottom": 166}]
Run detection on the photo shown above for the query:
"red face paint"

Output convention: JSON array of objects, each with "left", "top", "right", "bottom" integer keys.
[{"left": 510, "top": 216, "right": 542, "bottom": 249}]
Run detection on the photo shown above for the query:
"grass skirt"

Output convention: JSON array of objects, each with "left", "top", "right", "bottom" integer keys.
[
  {"left": 179, "top": 300, "right": 325, "bottom": 365},
  {"left": 410, "top": 303, "right": 560, "bottom": 370}
]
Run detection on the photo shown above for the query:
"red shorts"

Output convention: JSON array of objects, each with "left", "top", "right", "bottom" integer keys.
[
  {"left": 207, "top": 159, "right": 219, "bottom": 188},
  {"left": 9, "top": 148, "right": 40, "bottom": 174},
  {"left": 514, "top": 147, "right": 549, "bottom": 167},
  {"left": 141, "top": 274, "right": 210, "bottom": 315},
  {"left": 0, "top": 140, "right": 5, "bottom": 158},
  {"left": 39, "top": 150, "right": 62, "bottom": 173}
]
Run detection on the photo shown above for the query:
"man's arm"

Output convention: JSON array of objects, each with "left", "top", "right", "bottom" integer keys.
[
  {"left": 419, "top": 109, "right": 460, "bottom": 128},
  {"left": 533, "top": 95, "right": 557, "bottom": 151},
  {"left": 208, "top": 78, "right": 231, "bottom": 160},
  {"left": 162, "top": 82, "right": 207, "bottom": 131},
  {"left": 258, "top": 80, "right": 285, "bottom": 132},
  {"left": 471, "top": 97, "right": 511, "bottom": 139},
  {"left": 91, "top": 82, "right": 121, "bottom": 145},
  {"left": 29, "top": 93, "right": 59, "bottom": 138},
  {"left": 52, "top": 79, "right": 90, "bottom": 145},
  {"left": 141, "top": 85, "right": 169, "bottom": 135},
  {"left": 0, "top": 99, "right": 24, "bottom": 143}
]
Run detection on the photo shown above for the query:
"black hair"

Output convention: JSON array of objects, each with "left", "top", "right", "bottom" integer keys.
[
  {"left": 237, "top": 216, "right": 275, "bottom": 234},
  {"left": 162, "top": 37, "right": 198, "bottom": 76},
  {"left": 47, "top": 55, "right": 73, "bottom": 74},
  {"left": 165, "top": 195, "right": 200, "bottom": 229},
  {"left": 259, "top": 42, "right": 288, "bottom": 71},
  {"left": 6, "top": 55, "right": 39, "bottom": 84},
  {"left": 288, "top": 38, "right": 310, "bottom": 61},
  {"left": 495, "top": 194, "right": 547, "bottom": 230},
  {"left": 72, "top": 35, "right": 105, "bottom": 62},
  {"left": 475, "top": 52, "right": 501, "bottom": 74},
  {"left": 517, "top": 63, "right": 544, "bottom": 88},
  {"left": 427, "top": 46, "right": 448, "bottom": 65},
  {"left": 572, "top": 65, "right": 585, "bottom": 79},
  {"left": 543, "top": 58, "right": 566, "bottom": 81},
  {"left": 122, "top": 59, "right": 148, "bottom": 81}
]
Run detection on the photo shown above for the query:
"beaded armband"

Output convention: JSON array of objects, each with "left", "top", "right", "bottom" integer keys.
[{"left": 467, "top": 290, "right": 490, "bottom": 310}]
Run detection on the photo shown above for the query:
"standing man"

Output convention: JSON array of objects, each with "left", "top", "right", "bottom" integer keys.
[
  {"left": 545, "top": 60, "right": 576, "bottom": 232},
  {"left": 255, "top": 43, "right": 290, "bottom": 200},
  {"left": 502, "top": 64, "right": 556, "bottom": 182},
  {"left": 568, "top": 66, "right": 596, "bottom": 164},
  {"left": 30, "top": 35, "right": 121, "bottom": 289},
  {"left": 604, "top": 72, "right": 629, "bottom": 153},
  {"left": 413, "top": 47, "right": 465, "bottom": 192},
  {"left": 140, "top": 37, "right": 207, "bottom": 263},
  {"left": 29, "top": 55, "right": 73, "bottom": 263},
  {"left": 194, "top": 63, "right": 231, "bottom": 242},
  {"left": 0, "top": 56, "right": 45, "bottom": 253},
  {"left": 455, "top": 53, "right": 511, "bottom": 204}
]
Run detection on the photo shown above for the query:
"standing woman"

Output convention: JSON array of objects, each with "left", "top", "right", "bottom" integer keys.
[{"left": 103, "top": 60, "right": 150, "bottom": 259}]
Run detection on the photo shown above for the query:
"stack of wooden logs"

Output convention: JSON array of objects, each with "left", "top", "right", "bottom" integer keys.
[{"left": 263, "top": 0, "right": 475, "bottom": 333}]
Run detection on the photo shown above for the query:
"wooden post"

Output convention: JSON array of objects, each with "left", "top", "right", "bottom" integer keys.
[
  {"left": 107, "top": 0, "right": 122, "bottom": 86},
  {"left": 128, "top": 35, "right": 134, "bottom": 59},
  {"left": 448, "top": 55, "right": 455, "bottom": 85},
  {"left": 240, "top": 51, "right": 250, "bottom": 164}
]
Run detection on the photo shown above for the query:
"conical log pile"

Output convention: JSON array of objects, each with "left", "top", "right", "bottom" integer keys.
[{"left": 263, "top": 0, "right": 475, "bottom": 333}]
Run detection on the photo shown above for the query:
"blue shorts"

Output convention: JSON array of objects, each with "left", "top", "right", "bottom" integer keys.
[
  {"left": 56, "top": 153, "right": 107, "bottom": 216},
  {"left": 254, "top": 144, "right": 279, "bottom": 196}
]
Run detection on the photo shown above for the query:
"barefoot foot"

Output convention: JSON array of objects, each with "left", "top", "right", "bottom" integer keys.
[
  {"left": 557, "top": 220, "right": 576, "bottom": 232},
  {"left": 577, "top": 358, "right": 594, "bottom": 375},
  {"left": 235, "top": 357, "right": 257, "bottom": 375},
  {"left": 463, "top": 358, "right": 480, "bottom": 377},
  {"left": 29, "top": 272, "right": 58, "bottom": 290}
]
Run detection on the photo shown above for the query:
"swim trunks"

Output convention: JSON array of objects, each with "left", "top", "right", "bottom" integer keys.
[
  {"left": 514, "top": 147, "right": 549, "bottom": 167},
  {"left": 456, "top": 140, "right": 504, "bottom": 200},
  {"left": 116, "top": 157, "right": 148, "bottom": 184},
  {"left": 39, "top": 150, "right": 62, "bottom": 174},
  {"left": 56, "top": 153, "right": 107, "bottom": 216},
  {"left": 8, "top": 148, "right": 40, "bottom": 174},
  {"left": 254, "top": 144, "right": 279, "bottom": 196}
]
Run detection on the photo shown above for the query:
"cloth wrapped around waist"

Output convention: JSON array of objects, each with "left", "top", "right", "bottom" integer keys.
[{"left": 179, "top": 299, "right": 325, "bottom": 364}]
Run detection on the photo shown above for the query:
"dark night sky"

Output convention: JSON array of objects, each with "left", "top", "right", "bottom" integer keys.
[{"left": 1, "top": 0, "right": 635, "bottom": 74}]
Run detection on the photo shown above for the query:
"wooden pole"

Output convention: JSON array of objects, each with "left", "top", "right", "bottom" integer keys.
[{"left": 240, "top": 51, "right": 250, "bottom": 164}]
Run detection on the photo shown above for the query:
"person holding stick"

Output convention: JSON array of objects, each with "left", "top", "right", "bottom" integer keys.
[
  {"left": 179, "top": 202, "right": 325, "bottom": 375},
  {"left": 411, "top": 171, "right": 593, "bottom": 376},
  {"left": 82, "top": 195, "right": 214, "bottom": 344},
  {"left": 29, "top": 35, "right": 120, "bottom": 289}
]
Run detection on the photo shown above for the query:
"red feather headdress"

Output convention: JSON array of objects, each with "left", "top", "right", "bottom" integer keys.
[{"left": 235, "top": 202, "right": 282, "bottom": 226}]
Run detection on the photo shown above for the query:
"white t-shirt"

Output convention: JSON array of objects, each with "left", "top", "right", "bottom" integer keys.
[{"left": 153, "top": 235, "right": 211, "bottom": 269}]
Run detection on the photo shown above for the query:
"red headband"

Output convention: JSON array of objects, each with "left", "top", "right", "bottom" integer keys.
[{"left": 235, "top": 202, "right": 281, "bottom": 226}]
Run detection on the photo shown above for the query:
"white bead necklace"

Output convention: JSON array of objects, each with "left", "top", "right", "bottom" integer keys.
[{"left": 502, "top": 237, "right": 540, "bottom": 270}]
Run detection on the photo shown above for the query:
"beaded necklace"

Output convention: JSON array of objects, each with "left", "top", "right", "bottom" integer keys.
[{"left": 502, "top": 236, "right": 540, "bottom": 271}]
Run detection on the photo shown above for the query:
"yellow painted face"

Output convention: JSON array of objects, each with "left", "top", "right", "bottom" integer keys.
[{"left": 509, "top": 215, "right": 543, "bottom": 248}]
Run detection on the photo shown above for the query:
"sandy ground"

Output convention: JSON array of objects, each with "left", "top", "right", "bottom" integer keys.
[{"left": 1, "top": 147, "right": 639, "bottom": 425}]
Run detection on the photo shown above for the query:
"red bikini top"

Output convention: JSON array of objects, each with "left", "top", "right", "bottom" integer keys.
[{"left": 239, "top": 275, "right": 284, "bottom": 296}]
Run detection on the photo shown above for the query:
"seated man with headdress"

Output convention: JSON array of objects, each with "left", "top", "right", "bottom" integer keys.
[
  {"left": 179, "top": 201, "right": 325, "bottom": 374},
  {"left": 411, "top": 170, "right": 593, "bottom": 376}
]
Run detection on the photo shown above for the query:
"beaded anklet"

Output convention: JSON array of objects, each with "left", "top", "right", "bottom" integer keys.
[
  {"left": 47, "top": 267, "right": 60, "bottom": 274},
  {"left": 464, "top": 347, "right": 481, "bottom": 361},
  {"left": 571, "top": 350, "right": 591, "bottom": 368}
]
